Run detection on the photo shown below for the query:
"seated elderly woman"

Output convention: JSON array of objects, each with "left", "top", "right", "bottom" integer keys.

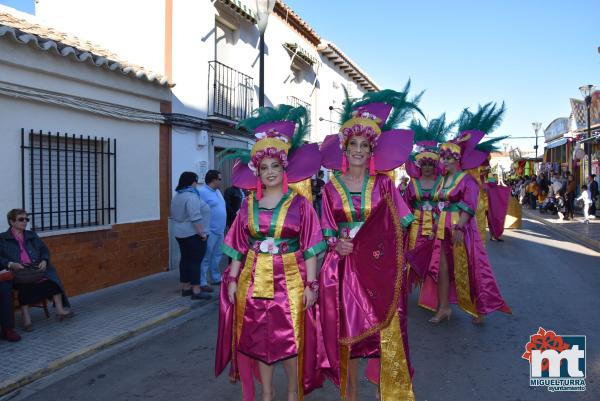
[{"left": 0, "top": 209, "right": 73, "bottom": 331}]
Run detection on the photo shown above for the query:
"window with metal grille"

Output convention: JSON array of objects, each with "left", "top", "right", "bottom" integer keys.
[{"left": 20, "top": 129, "right": 117, "bottom": 232}]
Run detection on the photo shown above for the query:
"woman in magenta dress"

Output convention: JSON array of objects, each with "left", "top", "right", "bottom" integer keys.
[
  {"left": 418, "top": 130, "right": 511, "bottom": 324},
  {"left": 319, "top": 89, "right": 418, "bottom": 401},
  {"left": 215, "top": 105, "right": 326, "bottom": 401},
  {"left": 403, "top": 114, "right": 454, "bottom": 294}
]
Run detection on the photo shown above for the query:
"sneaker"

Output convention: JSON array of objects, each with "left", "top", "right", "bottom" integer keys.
[
  {"left": 191, "top": 292, "right": 212, "bottom": 300},
  {"left": 1, "top": 328, "right": 22, "bottom": 342}
]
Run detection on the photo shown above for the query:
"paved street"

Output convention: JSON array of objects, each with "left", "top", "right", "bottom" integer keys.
[{"left": 3, "top": 217, "right": 599, "bottom": 401}]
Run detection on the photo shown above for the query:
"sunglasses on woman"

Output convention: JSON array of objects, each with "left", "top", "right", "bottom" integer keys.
[{"left": 16, "top": 217, "right": 30, "bottom": 222}]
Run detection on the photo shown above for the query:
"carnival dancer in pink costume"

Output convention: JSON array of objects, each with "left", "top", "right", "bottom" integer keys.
[
  {"left": 215, "top": 105, "right": 327, "bottom": 401},
  {"left": 319, "top": 87, "right": 420, "bottom": 401},
  {"left": 403, "top": 114, "right": 455, "bottom": 293},
  {"left": 418, "top": 127, "right": 512, "bottom": 325}
]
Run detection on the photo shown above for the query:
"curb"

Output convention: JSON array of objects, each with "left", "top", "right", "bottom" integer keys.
[
  {"left": 522, "top": 210, "right": 600, "bottom": 253},
  {"left": 0, "top": 306, "right": 191, "bottom": 397}
]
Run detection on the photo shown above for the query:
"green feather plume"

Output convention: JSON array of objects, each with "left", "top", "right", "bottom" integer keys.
[
  {"left": 216, "top": 147, "right": 251, "bottom": 167},
  {"left": 475, "top": 135, "right": 509, "bottom": 152},
  {"left": 351, "top": 82, "right": 425, "bottom": 130},
  {"left": 456, "top": 102, "right": 506, "bottom": 135},
  {"left": 236, "top": 104, "right": 310, "bottom": 152},
  {"left": 410, "top": 113, "right": 456, "bottom": 144},
  {"left": 338, "top": 85, "right": 358, "bottom": 126}
]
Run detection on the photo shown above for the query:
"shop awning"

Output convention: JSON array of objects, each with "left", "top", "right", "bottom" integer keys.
[{"left": 545, "top": 138, "right": 568, "bottom": 149}]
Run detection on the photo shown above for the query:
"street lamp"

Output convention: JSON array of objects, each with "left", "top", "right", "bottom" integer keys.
[
  {"left": 256, "top": 0, "right": 276, "bottom": 107},
  {"left": 532, "top": 122, "right": 542, "bottom": 160},
  {"left": 579, "top": 84, "right": 596, "bottom": 176}
]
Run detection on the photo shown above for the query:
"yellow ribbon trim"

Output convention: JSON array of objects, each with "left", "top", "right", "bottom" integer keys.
[
  {"left": 380, "top": 313, "right": 415, "bottom": 401},
  {"left": 363, "top": 175, "right": 376, "bottom": 221},
  {"left": 475, "top": 194, "right": 487, "bottom": 244},
  {"left": 339, "top": 345, "right": 350, "bottom": 401},
  {"left": 453, "top": 241, "right": 478, "bottom": 317},
  {"left": 282, "top": 252, "right": 306, "bottom": 400},
  {"left": 422, "top": 210, "right": 433, "bottom": 237},
  {"left": 274, "top": 192, "right": 296, "bottom": 238},
  {"left": 330, "top": 175, "right": 354, "bottom": 222},
  {"left": 289, "top": 178, "right": 312, "bottom": 203},
  {"left": 247, "top": 193, "right": 258, "bottom": 238},
  {"left": 235, "top": 251, "right": 255, "bottom": 343},
  {"left": 252, "top": 253, "right": 274, "bottom": 299}
]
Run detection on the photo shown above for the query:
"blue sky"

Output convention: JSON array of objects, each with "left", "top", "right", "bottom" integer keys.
[{"left": 3, "top": 0, "right": 599, "bottom": 151}]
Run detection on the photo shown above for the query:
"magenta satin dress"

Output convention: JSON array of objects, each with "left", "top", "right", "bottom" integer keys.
[
  {"left": 216, "top": 190, "right": 327, "bottom": 400},
  {"left": 418, "top": 172, "right": 512, "bottom": 316},
  {"left": 403, "top": 176, "right": 443, "bottom": 290},
  {"left": 319, "top": 172, "right": 415, "bottom": 390}
]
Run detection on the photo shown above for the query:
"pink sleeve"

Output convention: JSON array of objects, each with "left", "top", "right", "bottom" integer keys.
[
  {"left": 320, "top": 184, "right": 338, "bottom": 238},
  {"left": 458, "top": 175, "right": 479, "bottom": 216},
  {"left": 381, "top": 175, "right": 415, "bottom": 228},
  {"left": 299, "top": 197, "right": 326, "bottom": 259},
  {"left": 403, "top": 181, "right": 416, "bottom": 211},
  {"left": 222, "top": 198, "right": 250, "bottom": 261}
]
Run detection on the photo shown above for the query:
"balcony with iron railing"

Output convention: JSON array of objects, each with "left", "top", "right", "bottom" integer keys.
[
  {"left": 287, "top": 96, "right": 312, "bottom": 139},
  {"left": 208, "top": 60, "right": 254, "bottom": 122}
]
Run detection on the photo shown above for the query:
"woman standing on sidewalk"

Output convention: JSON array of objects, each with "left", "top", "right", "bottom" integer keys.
[
  {"left": 319, "top": 89, "right": 418, "bottom": 401},
  {"left": 418, "top": 130, "right": 512, "bottom": 325},
  {"left": 170, "top": 172, "right": 211, "bottom": 300},
  {"left": 565, "top": 174, "right": 577, "bottom": 220},
  {"left": 215, "top": 105, "right": 326, "bottom": 401}
]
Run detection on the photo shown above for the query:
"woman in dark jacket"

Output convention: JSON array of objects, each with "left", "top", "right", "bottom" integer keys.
[{"left": 0, "top": 209, "right": 72, "bottom": 331}]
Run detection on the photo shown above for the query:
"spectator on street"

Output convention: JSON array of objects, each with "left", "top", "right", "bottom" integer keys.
[
  {"left": 588, "top": 174, "right": 598, "bottom": 216},
  {"left": 0, "top": 209, "right": 73, "bottom": 332},
  {"left": 576, "top": 184, "right": 593, "bottom": 224},
  {"left": 311, "top": 170, "right": 326, "bottom": 217},
  {"left": 171, "top": 172, "right": 211, "bottom": 300},
  {"left": 198, "top": 170, "right": 227, "bottom": 293},
  {"left": 223, "top": 185, "right": 245, "bottom": 228},
  {"left": 565, "top": 174, "right": 577, "bottom": 220},
  {"left": 527, "top": 176, "right": 540, "bottom": 210}
]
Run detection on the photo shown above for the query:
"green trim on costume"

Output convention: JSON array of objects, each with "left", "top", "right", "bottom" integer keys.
[
  {"left": 457, "top": 201, "right": 475, "bottom": 216},
  {"left": 249, "top": 194, "right": 263, "bottom": 239},
  {"left": 322, "top": 228, "right": 338, "bottom": 238},
  {"left": 222, "top": 244, "right": 244, "bottom": 261},
  {"left": 337, "top": 221, "right": 364, "bottom": 236},
  {"left": 267, "top": 190, "right": 293, "bottom": 237},
  {"left": 400, "top": 213, "right": 416, "bottom": 228},
  {"left": 303, "top": 240, "right": 327, "bottom": 260}
]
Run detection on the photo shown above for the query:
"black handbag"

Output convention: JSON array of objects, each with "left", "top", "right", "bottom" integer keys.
[{"left": 13, "top": 264, "right": 46, "bottom": 284}]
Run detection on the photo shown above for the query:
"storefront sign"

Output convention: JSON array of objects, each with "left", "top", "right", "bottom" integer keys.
[{"left": 544, "top": 117, "right": 569, "bottom": 142}]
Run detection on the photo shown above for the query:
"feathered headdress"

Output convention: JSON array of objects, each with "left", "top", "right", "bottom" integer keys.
[
  {"left": 409, "top": 113, "right": 456, "bottom": 167},
  {"left": 321, "top": 83, "right": 422, "bottom": 175},
  {"left": 440, "top": 102, "right": 508, "bottom": 169},
  {"left": 218, "top": 104, "right": 321, "bottom": 199}
]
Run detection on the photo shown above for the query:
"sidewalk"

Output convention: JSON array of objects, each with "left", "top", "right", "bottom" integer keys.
[
  {"left": 0, "top": 269, "right": 215, "bottom": 396},
  {"left": 522, "top": 208, "right": 600, "bottom": 252}
]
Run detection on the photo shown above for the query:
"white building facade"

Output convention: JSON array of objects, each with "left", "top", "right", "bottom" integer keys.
[
  {"left": 0, "top": 6, "right": 172, "bottom": 295},
  {"left": 35, "top": 0, "right": 379, "bottom": 188}
]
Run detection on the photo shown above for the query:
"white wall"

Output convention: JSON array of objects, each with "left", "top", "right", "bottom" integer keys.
[
  {"left": 0, "top": 39, "right": 169, "bottom": 232},
  {"left": 35, "top": 0, "right": 166, "bottom": 76}
]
